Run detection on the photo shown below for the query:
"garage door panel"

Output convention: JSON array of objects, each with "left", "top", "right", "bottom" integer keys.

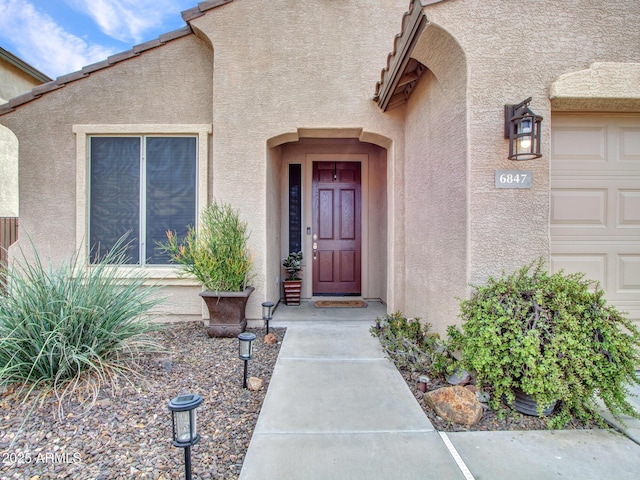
[
  {"left": 620, "top": 126, "right": 640, "bottom": 162},
  {"left": 619, "top": 190, "right": 640, "bottom": 226},
  {"left": 551, "top": 189, "right": 607, "bottom": 226},
  {"left": 551, "top": 180, "right": 640, "bottom": 236},
  {"left": 550, "top": 253, "right": 607, "bottom": 287},
  {"left": 551, "top": 126, "right": 606, "bottom": 164},
  {"left": 551, "top": 114, "right": 640, "bottom": 327},
  {"left": 618, "top": 255, "right": 640, "bottom": 292}
]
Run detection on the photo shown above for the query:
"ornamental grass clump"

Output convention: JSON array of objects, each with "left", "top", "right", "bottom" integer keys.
[
  {"left": 371, "top": 312, "right": 450, "bottom": 374},
  {"left": 0, "top": 241, "right": 164, "bottom": 414},
  {"left": 160, "top": 201, "right": 254, "bottom": 292},
  {"left": 447, "top": 258, "right": 640, "bottom": 428}
]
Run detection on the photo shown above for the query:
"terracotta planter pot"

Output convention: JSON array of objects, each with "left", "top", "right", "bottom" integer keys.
[
  {"left": 200, "top": 286, "right": 255, "bottom": 338},
  {"left": 283, "top": 280, "right": 302, "bottom": 306}
]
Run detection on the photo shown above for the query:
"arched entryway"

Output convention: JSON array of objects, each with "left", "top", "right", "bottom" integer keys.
[{"left": 267, "top": 131, "right": 389, "bottom": 304}]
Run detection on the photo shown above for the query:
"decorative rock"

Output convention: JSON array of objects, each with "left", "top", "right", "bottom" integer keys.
[
  {"left": 247, "top": 377, "right": 263, "bottom": 391},
  {"left": 264, "top": 333, "right": 277, "bottom": 345},
  {"left": 424, "top": 386, "right": 483, "bottom": 425},
  {"left": 464, "top": 384, "right": 477, "bottom": 393},
  {"left": 447, "top": 369, "right": 471, "bottom": 386},
  {"left": 476, "top": 390, "right": 490, "bottom": 404},
  {"left": 156, "top": 358, "right": 172, "bottom": 372}
]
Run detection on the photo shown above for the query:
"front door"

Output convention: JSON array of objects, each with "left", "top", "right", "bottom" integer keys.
[{"left": 312, "top": 162, "right": 361, "bottom": 295}]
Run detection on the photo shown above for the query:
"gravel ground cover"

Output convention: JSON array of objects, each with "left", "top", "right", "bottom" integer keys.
[
  {"left": 398, "top": 368, "right": 600, "bottom": 432},
  {"left": 0, "top": 322, "right": 284, "bottom": 480}
]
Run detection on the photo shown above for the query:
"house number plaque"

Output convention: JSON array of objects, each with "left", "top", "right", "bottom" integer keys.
[{"left": 495, "top": 170, "right": 532, "bottom": 189}]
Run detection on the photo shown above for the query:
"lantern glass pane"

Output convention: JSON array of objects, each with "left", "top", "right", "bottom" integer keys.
[
  {"left": 516, "top": 119, "right": 533, "bottom": 154},
  {"left": 191, "top": 409, "right": 198, "bottom": 438},
  {"left": 175, "top": 410, "right": 192, "bottom": 443},
  {"left": 240, "top": 340, "right": 252, "bottom": 359}
]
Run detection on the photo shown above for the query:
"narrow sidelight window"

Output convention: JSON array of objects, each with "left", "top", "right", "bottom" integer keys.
[{"left": 288, "top": 164, "right": 302, "bottom": 253}]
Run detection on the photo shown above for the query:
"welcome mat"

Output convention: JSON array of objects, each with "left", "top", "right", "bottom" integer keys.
[{"left": 314, "top": 300, "right": 367, "bottom": 308}]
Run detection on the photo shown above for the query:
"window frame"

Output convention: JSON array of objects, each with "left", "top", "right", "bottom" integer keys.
[{"left": 74, "top": 124, "right": 211, "bottom": 282}]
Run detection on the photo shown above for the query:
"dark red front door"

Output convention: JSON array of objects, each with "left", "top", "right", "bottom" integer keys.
[{"left": 312, "top": 162, "right": 361, "bottom": 295}]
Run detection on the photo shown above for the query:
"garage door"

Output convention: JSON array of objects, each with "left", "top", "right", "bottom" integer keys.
[{"left": 551, "top": 114, "right": 640, "bottom": 326}]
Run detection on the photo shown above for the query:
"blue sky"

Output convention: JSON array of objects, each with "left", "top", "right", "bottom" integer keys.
[{"left": 0, "top": 0, "right": 196, "bottom": 79}]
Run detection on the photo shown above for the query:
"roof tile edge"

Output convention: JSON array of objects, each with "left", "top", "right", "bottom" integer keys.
[
  {"left": 0, "top": 26, "right": 194, "bottom": 116},
  {"left": 182, "top": 0, "right": 233, "bottom": 22}
]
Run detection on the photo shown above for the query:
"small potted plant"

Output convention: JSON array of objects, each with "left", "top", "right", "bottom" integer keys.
[
  {"left": 159, "top": 200, "right": 254, "bottom": 338},
  {"left": 282, "top": 251, "right": 303, "bottom": 306},
  {"left": 447, "top": 258, "right": 640, "bottom": 428}
]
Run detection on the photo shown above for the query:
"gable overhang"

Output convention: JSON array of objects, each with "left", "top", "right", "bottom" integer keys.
[
  {"left": 373, "top": 0, "right": 428, "bottom": 112},
  {"left": 0, "top": 46, "right": 51, "bottom": 84}
]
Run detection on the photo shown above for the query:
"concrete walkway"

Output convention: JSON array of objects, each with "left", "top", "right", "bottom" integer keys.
[{"left": 240, "top": 301, "right": 640, "bottom": 480}]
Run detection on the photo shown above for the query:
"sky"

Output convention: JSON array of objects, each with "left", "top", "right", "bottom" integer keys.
[{"left": 0, "top": 0, "right": 196, "bottom": 79}]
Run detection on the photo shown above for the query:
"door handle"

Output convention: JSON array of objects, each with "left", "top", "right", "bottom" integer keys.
[{"left": 313, "top": 241, "right": 318, "bottom": 259}]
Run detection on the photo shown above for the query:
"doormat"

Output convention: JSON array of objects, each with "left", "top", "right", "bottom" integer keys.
[{"left": 314, "top": 300, "right": 367, "bottom": 308}]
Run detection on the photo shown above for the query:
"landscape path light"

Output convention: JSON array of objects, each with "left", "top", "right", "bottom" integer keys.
[
  {"left": 238, "top": 331, "right": 257, "bottom": 388},
  {"left": 168, "top": 393, "right": 203, "bottom": 480},
  {"left": 262, "top": 301, "right": 274, "bottom": 334}
]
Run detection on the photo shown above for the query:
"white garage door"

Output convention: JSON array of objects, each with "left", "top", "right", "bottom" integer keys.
[{"left": 551, "top": 114, "right": 640, "bottom": 325}]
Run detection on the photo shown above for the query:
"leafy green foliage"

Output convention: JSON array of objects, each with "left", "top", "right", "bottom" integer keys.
[
  {"left": 159, "top": 200, "right": 254, "bottom": 292},
  {"left": 282, "top": 251, "right": 303, "bottom": 281},
  {"left": 371, "top": 312, "right": 451, "bottom": 374},
  {"left": 448, "top": 258, "right": 640, "bottom": 427},
  {"left": 0, "top": 240, "right": 164, "bottom": 412}
]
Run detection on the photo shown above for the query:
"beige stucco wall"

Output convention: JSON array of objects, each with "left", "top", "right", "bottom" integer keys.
[
  {"left": 0, "top": 57, "right": 43, "bottom": 105},
  {"left": 550, "top": 62, "right": 640, "bottom": 112},
  {"left": 190, "top": 0, "right": 408, "bottom": 319},
  {"left": 1, "top": 0, "right": 638, "bottom": 330},
  {"left": 0, "top": 35, "right": 214, "bottom": 320},
  {"left": 0, "top": 57, "right": 45, "bottom": 217},
  {"left": 400, "top": 0, "right": 640, "bottom": 333},
  {"left": 420, "top": 0, "right": 640, "bottom": 282},
  {"left": 403, "top": 22, "right": 468, "bottom": 333},
  {"left": 0, "top": 125, "right": 19, "bottom": 217}
]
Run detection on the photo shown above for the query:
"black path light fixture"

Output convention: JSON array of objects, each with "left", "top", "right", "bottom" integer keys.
[
  {"left": 504, "top": 97, "right": 543, "bottom": 160},
  {"left": 238, "top": 331, "right": 257, "bottom": 388},
  {"left": 168, "top": 393, "right": 203, "bottom": 480},
  {"left": 262, "top": 301, "right": 274, "bottom": 334}
]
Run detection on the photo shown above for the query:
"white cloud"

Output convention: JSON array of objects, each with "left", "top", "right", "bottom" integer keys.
[
  {"left": 0, "top": 0, "right": 116, "bottom": 78},
  {"left": 67, "top": 0, "right": 192, "bottom": 44}
]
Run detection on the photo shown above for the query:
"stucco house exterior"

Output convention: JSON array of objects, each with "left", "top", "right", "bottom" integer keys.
[
  {"left": 0, "top": 46, "right": 50, "bottom": 218},
  {"left": 0, "top": 0, "right": 638, "bottom": 334}
]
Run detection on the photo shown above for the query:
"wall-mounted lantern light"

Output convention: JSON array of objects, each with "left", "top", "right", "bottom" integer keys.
[
  {"left": 238, "top": 331, "right": 256, "bottom": 388},
  {"left": 168, "top": 393, "right": 203, "bottom": 480},
  {"left": 504, "top": 97, "right": 543, "bottom": 160},
  {"left": 262, "top": 301, "right": 274, "bottom": 334}
]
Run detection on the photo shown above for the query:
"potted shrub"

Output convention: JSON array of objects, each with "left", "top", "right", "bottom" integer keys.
[
  {"left": 447, "top": 258, "right": 640, "bottom": 428},
  {"left": 160, "top": 200, "right": 254, "bottom": 338},
  {"left": 282, "top": 251, "right": 303, "bottom": 305}
]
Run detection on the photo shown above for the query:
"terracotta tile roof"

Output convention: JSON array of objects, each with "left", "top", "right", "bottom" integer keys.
[
  {"left": 182, "top": 0, "right": 233, "bottom": 21},
  {"left": 373, "top": 0, "right": 428, "bottom": 112},
  {"left": 0, "top": 0, "right": 235, "bottom": 116}
]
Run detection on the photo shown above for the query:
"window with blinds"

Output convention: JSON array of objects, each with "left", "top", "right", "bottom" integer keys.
[{"left": 89, "top": 136, "right": 197, "bottom": 265}]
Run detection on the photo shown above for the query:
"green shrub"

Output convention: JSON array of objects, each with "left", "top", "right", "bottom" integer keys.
[
  {"left": 159, "top": 200, "right": 254, "bottom": 292},
  {"left": 0, "top": 241, "right": 164, "bottom": 411},
  {"left": 371, "top": 312, "right": 450, "bottom": 374},
  {"left": 448, "top": 258, "right": 640, "bottom": 427}
]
